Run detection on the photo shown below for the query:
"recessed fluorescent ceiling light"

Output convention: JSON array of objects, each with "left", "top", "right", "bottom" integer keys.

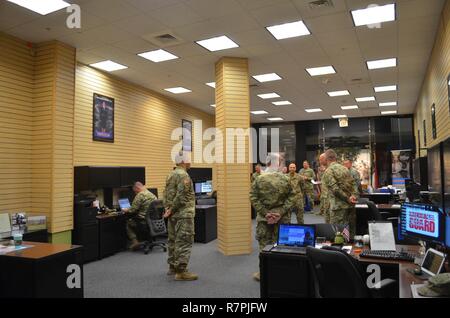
[
  {"left": 306, "top": 66, "right": 336, "bottom": 76},
  {"left": 341, "top": 105, "right": 359, "bottom": 110},
  {"left": 164, "top": 87, "right": 192, "bottom": 94},
  {"left": 90, "top": 60, "right": 128, "bottom": 72},
  {"left": 258, "top": 93, "right": 280, "bottom": 99},
  {"left": 206, "top": 82, "right": 216, "bottom": 88},
  {"left": 379, "top": 102, "right": 397, "bottom": 107},
  {"left": 251, "top": 110, "right": 268, "bottom": 115},
  {"left": 138, "top": 49, "right": 178, "bottom": 63},
  {"left": 332, "top": 115, "right": 347, "bottom": 119},
  {"left": 266, "top": 20, "right": 310, "bottom": 40},
  {"left": 374, "top": 85, "right": 397, "bottom": 92},
  {"left": 7, "top": 0, "right": 70, "bottom": 15},
  {"left": 381, "top": 110, "right": 397, "bottom": 115},
  {"left": 210, "top": 104, "right": 216, "bottom": 108},
  {"left": 367, "top": 58, "right": 397, "bottom": 70},
  {"left": 196, "top": 35, "right": 239, "bottom": 52},
  {"left": 328, "top": 90, "right": 350, "bottom": 97},
  {"left": 305, "top": 108, "right": 323, "bottom": 113},
  {"left": 252, "top": 73, "right": 282, "bottom": 83},
  {"left": 355, "top": 96, "right": 375, "bottom": 102},
  {"left": 351, "top": 3, "right": 396, "bottom": 27},
  {"left": 272, "top": 101, "right": 292, "bottom": 106},
  {"left": 267, "top": 117, "right": 284, "bottom": 121}
]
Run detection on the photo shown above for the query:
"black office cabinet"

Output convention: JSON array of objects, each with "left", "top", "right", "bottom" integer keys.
[
  {"left": 98, "top": 214, "right": 127, "bottom": 259},
  {"left": 194, "top": 205, "right": 217, "bottom": 243},
  {"left": 260, "top": 250, "right": 314, "bottom": 298},
  {"left": 74, "top": 166, "right": 121, "bottom": 192},
  {"left": 121, "top": 167, "right": 145, "bottom": 187},
  {"left": 72, "top": 222, "right": 99, "bottom": 262}
]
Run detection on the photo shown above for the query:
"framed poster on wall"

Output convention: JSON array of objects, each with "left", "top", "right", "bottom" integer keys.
[
  {"left": 447, "top": 74, "right": 450, "bottom": 115},
  {"left": 93, "top": 93, "right": 114, "bottom": 143},
  {"left": 182, "top": 119, "right": 192, "bottom": 152},
  {"left": 431, "top": 103, "right": 437, "bottom": 140}
]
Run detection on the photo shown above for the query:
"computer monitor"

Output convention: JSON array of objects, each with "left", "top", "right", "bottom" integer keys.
[
  {"left": 118, "top": 198, "right": 131, "bottom": 210},
  {"left": 194, "top": 181, "right": 212, "bottom": 194},
  {"left": 277, "top": 224, "right": 315, "bottom": 247},
  {"left": 427, "top": 143, "right": 443, "bottom": 210},
  {"left": 400, "top": 203, "right": 446, "bottom": 245}
]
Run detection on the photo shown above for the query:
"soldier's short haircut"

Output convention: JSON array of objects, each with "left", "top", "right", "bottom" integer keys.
[
  {"left": 325, "top": 149, "right": 338, "bottom": 162},
  {"left": 266, "top": 153, "right": 280, "bottom": 167}
]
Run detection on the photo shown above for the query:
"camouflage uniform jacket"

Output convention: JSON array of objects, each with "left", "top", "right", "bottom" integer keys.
[
  {"left": 321, "top": 162, "right": 357, "bottom": 211},
  {"left": 163, "top": 167, "right": 195, "bottom": 219},
  {"left": 250, "top": 168, "right": 295, "bottom": 223},
  {"left": 349, "top": 167, "right": 361, "bottom": 194},
  {"left": 128, "top": 189, "right": 157, "bottom": 219},
  {"left": 299, "top": 168, "right": 315, "bottom": 191},
  {"left": 288, "top": 172, "right": 304, "bottom": 206}
]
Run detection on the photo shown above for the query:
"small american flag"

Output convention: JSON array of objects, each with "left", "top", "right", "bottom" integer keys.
[{"left": 342, "top": 225, "right": 350, "bottom": 243}]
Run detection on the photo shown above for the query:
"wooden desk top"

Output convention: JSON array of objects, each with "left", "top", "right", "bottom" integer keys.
[{"left": 0, "top": 241, "right": 81, "bottom": 260}]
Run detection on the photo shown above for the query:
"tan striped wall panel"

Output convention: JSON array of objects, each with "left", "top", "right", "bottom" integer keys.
[
  {"left": 414, "top": 0, "right": 450, "bottom": 156},
  {"left": 74, "top": 64, "right": 215, "bottom": 196},
  {"left": 215, "top": 57, "right": 252, "bottom": 256},
  {"left": 0, "top": 32, "right": 33, "bottom": 214}
]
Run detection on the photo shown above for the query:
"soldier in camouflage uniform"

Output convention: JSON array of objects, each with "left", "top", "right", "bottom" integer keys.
[
  {"left": 321, "top": 150, "right": 358, "bottom": 237},
  {"left": 288, "top": 163, "right": 304, "bottom": 224},
  {"left": 344, "top": 159, "right": 362, "bottom": 194},
  {"left": 251, "top": 164, "right": 262, "bottom": 183},
  {"left": 250, "top": 153, "right": 295, "bottom": 281},
  {"left": 163, "top": 152, "right": 197, "bottom": 281},
  {"left": 123, "top": 182, "right": 157, "bottom": 250},
  {"left": 299, "top": 160, "right": 316, "bottom": 211},
  {"left": 318, "top": 154, "right": 330, "bottom": 223}
]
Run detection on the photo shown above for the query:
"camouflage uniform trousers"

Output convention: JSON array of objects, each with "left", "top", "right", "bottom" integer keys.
[
  {"left": 256, "top": 221, "right": 278, "bottom": 252},
  {"left": 126, "top": 217, "right": 147, "bottom": 242},
  {"left": 320, "top": 198, "right": 331, "bottom": 224},
  {"left": 329, "top": 207, "right": 356, "bottom": 238},
  {"left": 291, "top": 205, "right": 304, "bottom": 224},
  {"left": 167, "top": 217, "right": 195, "bottom": 272}
]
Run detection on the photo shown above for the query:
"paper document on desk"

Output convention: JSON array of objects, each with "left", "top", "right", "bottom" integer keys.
[
  {"left": 0, "top": 244, "right": 31, "bottom": 255},
  {"left": 368, "top": 222, "right": 396, "bottom": 251}
]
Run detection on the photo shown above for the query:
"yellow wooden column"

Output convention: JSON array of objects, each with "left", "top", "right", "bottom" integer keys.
[{"left": 215, "top": 57, "right": 252, "bottom": 255}]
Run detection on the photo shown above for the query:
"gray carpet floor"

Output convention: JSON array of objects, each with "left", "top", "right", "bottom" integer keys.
[{"left": 84, "top": 211, "right": 324, "bottom": 298}]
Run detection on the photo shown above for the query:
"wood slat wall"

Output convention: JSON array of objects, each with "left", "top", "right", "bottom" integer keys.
[
  {"left": 74, "top": 64, "right": 215, "bottom": 196},
  {"left": 215, "top": 57, "right": 252, "bottom": 256},
  {"left": 414, "top": 0, "right": 450, "bottom": 155},
  {"left": 0, "top": 33, "right": 33, "bottom": 214}
]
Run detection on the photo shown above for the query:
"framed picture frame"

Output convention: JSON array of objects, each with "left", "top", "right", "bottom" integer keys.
[
  {"left": 431, "top": 103, "right": 437, "bottom": 140},
  {"left": 93, "top": 93, "right": 114, "bottom": 143},
  {"left": 182, "top": 119, "right": 192, "bottom": 152},
  {"left": 447, "top": 74, "right": 450, "bottom": 115}
]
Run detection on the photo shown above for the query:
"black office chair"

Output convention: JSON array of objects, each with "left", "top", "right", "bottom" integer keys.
[
  {"left": 313, "top": 224, "right": 346, "bottom": 241},
  {"left": 141, "top": 200, "right": 167, "bottom": 254},
  {"left": 356, "top": 201, "right": 393, "bottom": 235},
  {"left": 306, "top": 246, "right": 396, "bottom": 298}
]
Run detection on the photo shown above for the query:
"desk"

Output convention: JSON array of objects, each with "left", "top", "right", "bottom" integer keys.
[
  {"left": 0, "top": 242, "right": 83, "bottom": 298},
  {"left": 97, "top": 213, "right": 127, "bottom": 259},
  {"left": 194, "top": 205, "right": 217, "bottom": 243},
  {"left": 0, "top": 228, "right": 48, "bottom": 243}
]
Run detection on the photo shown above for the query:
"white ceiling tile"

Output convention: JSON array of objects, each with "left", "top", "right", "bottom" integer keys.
[{"left": 147, "top": 3, "right": 206, "bottom": 28}]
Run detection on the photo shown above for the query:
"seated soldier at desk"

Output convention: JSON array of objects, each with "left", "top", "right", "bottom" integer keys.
[{"left": 121, "top": 182, "right": 157, "bottom": 250}]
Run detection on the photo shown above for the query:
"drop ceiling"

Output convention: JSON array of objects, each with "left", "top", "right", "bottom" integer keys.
[{"left": 0, "top": 0, "right": 445, "bottom": 123}]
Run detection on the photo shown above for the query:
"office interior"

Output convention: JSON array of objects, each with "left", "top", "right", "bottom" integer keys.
[{"left": 0, "top": 0, "right": 450, "bottom": 299}]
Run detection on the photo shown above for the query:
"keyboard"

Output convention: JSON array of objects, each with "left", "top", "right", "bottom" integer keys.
[{"left": 359, "top": 250, "right": 415, "bottom": 262}]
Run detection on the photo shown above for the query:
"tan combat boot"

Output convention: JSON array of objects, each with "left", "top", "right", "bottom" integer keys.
[
  {"left": 253, "top": 272, "right": 260, "bottom": 281},
  {"left": 175, "top": 270, "right": 198, "bottom": 281},
  {"left": 167, "top": 266, "right": 176, "bottom": 276},
  {"left": 129, "top": 239, "right": 141, "bottom": 251}
]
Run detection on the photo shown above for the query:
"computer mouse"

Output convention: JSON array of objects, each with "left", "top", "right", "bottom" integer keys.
[{"left": 414, "top": 268, "right": 422, "bottom": 275}]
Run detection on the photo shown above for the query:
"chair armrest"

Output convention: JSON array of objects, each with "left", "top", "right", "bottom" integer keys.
[{"left": 369, "top": 278, "right": 397, "bottom": 298}]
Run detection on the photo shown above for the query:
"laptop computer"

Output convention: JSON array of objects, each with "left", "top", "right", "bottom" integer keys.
[
  {"left": 270, "top": 224, "right": 316, "bottom": 254},
  {"left": 118, "top": 198, "right": 131, "bottom": 210}
]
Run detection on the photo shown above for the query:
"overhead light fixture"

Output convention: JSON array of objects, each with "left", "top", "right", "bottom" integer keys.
[
  {"left": 258, "top": 93, "right": 280, "bottom": 99},
  {"left": 164, "top": 87, "right": 192, "bottom": 94},
  {"left": 381, "top": 110, "right": 398, "bottom": 115},
  {"left": 251, "top": 110, "right": 268, "bottom": 115},
  {"left": 327, "top": 90, "right": 350, "bottom": 97},
  {"left": 351, "top": 3, "right": 396, "bottom": 27},
  {"left": 137, "top": 49, "right": 178, "bottom": 63},
  {"left": 7, "top": 0, "right": 70, "bottom": 15},
  {"left": 379, "top": 102, "right": 397, "bottom": 107},
  {"left": 272, "top": 101, "right": 292, "bottom": 106},
  {"left": 355, "top": 96, "right": 375, "bottom": 102},
  {"left": 90, "top": 60, "right": 128, "bottom": 72},
  {"left": 196, "top": 35, "right": 239, "bottom": 52},
  {"left": 266, "top": 20, "right": 311, "bottom": 40},
  {"left": 332, "top": 115, "right": 347, "bottom": 119},
  {"left": 341, "top": 105, "right": 359, "bottom": 110},
  {"left": 252, "top": 73, "right": 282, "bottom": 83},
  {"left": 374, "top": 85, "right": 397, "bottom": 92},
  {"left": 367, "top": 58, "right": 397, "bottom": 70},
  {"left": 206, "top": 82, "right": 216, "bottom": 88},
  {"left": 267, "top": 117, "right": 284, "bottom": 121},
  {"left": 305, "top": 108, "right": 323, "bottom": 113},
  {"left": 210, "top": 104, "right": 216, "bottom": 108},
  {"left": 306, "top": 66, "right": 336, "bottom": 77}
]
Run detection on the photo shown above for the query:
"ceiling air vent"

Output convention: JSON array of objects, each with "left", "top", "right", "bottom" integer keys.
[
  {"left": 142, "top": 31, "right": 184, "bottom": 47},
  {"left": 308, "top": 0, "right": 334, "bottom": 10}
]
